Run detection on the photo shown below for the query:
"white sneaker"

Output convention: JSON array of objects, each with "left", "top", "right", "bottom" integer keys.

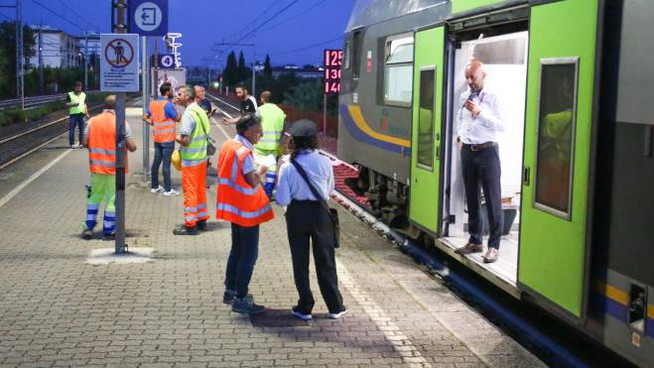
[
  {"left": 150, "top": 186, "right": 164, "bottom": 194},
  {"left": 163, "top": 189, "right": 180, "bottom": 197},
  {"left": 70, "top": 145, "right": 77, "bottom": 150},
  {"left": 328, "top": 308, "right": 347, "bottom": 319}
]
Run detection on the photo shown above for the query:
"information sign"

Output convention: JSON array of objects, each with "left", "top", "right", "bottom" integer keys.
[
  {"left": 323, "top": 49, "right": 343, "bottom": 94},
  {"left": 100, "top": 34, "right": 140, "bottom": 92},
  {"left": 129, "top": 0, "right": 169, "bottom": 36}
]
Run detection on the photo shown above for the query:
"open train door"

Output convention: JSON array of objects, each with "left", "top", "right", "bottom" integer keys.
[
  {"left": 518, "top": 0, "right": 601, "bottom": 320},
  {"left": 409, "top": 26, "right": 445, "bottom": 234}
]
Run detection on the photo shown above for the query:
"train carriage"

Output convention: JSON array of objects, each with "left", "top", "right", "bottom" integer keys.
[{"left": 338, "top": 0, "right": 654, "bottom": 366}]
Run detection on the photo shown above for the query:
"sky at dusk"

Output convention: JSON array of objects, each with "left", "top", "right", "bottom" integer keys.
[{"left": 0, "top": 0, "right": 357, "bottom": 67}]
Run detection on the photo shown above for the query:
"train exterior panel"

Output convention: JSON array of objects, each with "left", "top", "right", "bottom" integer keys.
[{"left": 338, "top": 0, "right": 654, "bottom": 366}]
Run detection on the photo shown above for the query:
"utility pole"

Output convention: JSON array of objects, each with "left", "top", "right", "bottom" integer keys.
[
  {"left": 16, "top": 0, "right": 24, "bottom": 109},
  {"left": 38, "top": 23, "right": 44, "bottom": 95},
  {"left": 113, "top": 0, "right": 127, "bottom": 254},
  {"left": 252, "top": 61, "right": 256, "bottom": 99},
  {"left": 84, "top": 31, "right": 89, "bottom": 90}
]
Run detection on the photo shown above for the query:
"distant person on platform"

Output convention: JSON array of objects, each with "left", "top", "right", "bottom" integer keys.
[
  {"left": 194, "top": 85, "right": 215, "bottom": 117},
  {"left": 254, "top": 90, "right": 286, "bottom": 199},
  {"left": 80, "top": 95, "right": 137, "bottom": 240},
  {"left": 143, "top": 82, "right": 180, "bottom": 196},
  {"left": 221, "top": 84, "right": 258, "bottom": 124},
  {"left": 216, "top": 113, "right": 274, "bottom": 314},
  {"left": 66, "top": 81, "right": 90, "bottom": 149},
  {"left": 454, "top": 61, "right": 505, "bottom": 264},
  {"left": 174, "top": 86, "right": 212, "bottom": 235}
]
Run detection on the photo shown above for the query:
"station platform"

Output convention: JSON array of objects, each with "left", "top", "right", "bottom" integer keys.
[{"left": 0, "top": 102, "right": 544, "bottom": 367}]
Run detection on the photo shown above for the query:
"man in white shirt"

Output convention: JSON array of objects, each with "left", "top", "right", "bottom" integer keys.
[{"left": 454, "top": 61, "right": 505, "bottom": 264}]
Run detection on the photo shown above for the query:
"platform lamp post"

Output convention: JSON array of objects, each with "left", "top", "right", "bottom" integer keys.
[{"left": 113, "top": 0, "right": 128, "bottom": 254}]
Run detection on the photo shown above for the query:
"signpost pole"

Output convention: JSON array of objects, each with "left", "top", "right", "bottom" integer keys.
[
  {"left": 115, "top": 0, "right": 127, "bottom": 254},
  {"left": 142, "top": 35, "right": 149, "bottom": 183},
  {"left": 323, "top": 93, "right": 327, "bottom": 136}
]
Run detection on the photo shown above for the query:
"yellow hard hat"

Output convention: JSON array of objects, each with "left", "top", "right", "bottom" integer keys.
[{"left": 171, "top": 149, "right": 182, "bottom": 171}]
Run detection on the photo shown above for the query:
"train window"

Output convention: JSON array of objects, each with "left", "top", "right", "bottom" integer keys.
[
  {"left": 352, "top": 30, "right": 363, "bottom": 79},
  {"left": 417, "top": 67, "right": 436, "bottom": 169},
  {"left": 344, "top": 40, "right": 351, "bottom": 69},
  {"left": 533, "top": 57, "right": 579, "bottom": 219},
  {"left": 384, "top": 34, "right": 414, "bottom": 106}
]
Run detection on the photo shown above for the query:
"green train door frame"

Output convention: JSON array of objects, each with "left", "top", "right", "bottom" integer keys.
[
  {"left": 408, "top": 26, "right": 445, "bottom": 234},
  {"left": 518, "top": 0, "right": 601, "bottom": 322}
]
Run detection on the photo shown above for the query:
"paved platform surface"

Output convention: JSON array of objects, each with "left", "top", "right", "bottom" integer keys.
[{"left": 0, "top": 103, "right": 544, "bottom": 367}]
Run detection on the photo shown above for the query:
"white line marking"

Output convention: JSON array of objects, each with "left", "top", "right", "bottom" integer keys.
[
  {"left": 211, "top": 116, "right": 233, "bottom": 140},
  {"left": 0, "top": 149, "right": 71, "bottom": 209},
  {"left": 336, "top": 260, "right": 431, "bottom": 368}
]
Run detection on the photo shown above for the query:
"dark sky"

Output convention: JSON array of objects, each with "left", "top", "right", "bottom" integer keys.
[{"left": 2, "top": 0, "right": 356, "bottom": 67}]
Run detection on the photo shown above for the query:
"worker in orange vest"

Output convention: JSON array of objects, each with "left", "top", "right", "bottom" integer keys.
[
  {"left": 143, "top": 82, "right": 180, "bottom": 196},
  {"left": 81, "top": 95, "right": 137, "bottom": 240},
  {"left": 216, "top": 113, "right": 274, "bottom": 314}
]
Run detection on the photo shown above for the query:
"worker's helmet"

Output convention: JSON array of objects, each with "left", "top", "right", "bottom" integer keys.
[{"left": 171, "top": 149, "right": 182, "bottom": 171}]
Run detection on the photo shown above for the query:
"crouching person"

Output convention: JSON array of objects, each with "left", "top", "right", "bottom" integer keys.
[
  {"left": 81, "top": 95, "right": 137, "bottom": 240},
  {"left": 276, "top": 120, "right": 346, "bottom": 321},
  {"left": 216, "top": 113, "right": 274, "bottom": 314}
]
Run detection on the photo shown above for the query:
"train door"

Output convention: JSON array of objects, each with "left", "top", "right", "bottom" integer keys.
[
  {"left": 408, "top": 27, "right": 445, "bottom": 233},
  {"left": 518, "top": 0, "right": 600, "bottom": 319}
]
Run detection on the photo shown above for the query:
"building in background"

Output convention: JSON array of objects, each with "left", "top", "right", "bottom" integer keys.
[
  {"left": 27, "top": 25, "right": 81, "bottom": 69},
  {"left": 272, "top": 64, "right": 324, "bottom": 79}
]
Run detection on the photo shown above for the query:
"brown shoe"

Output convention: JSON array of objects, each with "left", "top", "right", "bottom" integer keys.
[
  {"left": 455, "top": 242, "right": 483, "bottom": 255},
  {"left": 483, "top": 248, "right": 499, "bottom": 263}
]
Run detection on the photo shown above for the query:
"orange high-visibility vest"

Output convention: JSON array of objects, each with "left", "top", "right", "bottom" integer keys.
[
  {"left": 215, "top": 139, "right": 274, "bottom": 227},
  {"left": 149, "top": 99, "right": 176, "bottom": 143},
  {"left": 87, "top": 110, "right": 128, "bottom": 175}
]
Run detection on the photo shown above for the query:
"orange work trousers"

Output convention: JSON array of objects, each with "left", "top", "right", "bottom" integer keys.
[{"left": 182, "top": 161, "right": 208, "bottom": 228}]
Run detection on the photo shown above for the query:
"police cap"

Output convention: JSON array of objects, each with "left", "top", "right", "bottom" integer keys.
[{"left": 289, "top": 119, "right": 318, "bottom": 138}]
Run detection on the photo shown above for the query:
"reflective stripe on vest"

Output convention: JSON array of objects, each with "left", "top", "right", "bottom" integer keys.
[
  {"left": 180, "top": 103, "right": 210, "bottom": 162},
  {"left": 87, "top": 111, "right": 128, "bottom": 175},
  {"left": 215, "top": 139, "right": 274, "bottom": 227},
  {"left": 254, "top": 103, "right": 286, "bottom": 151},
  {"left": 149, "top": 99, "right": 176, "bottom": 143},
  {"left": 68, "top": 92, "right": 87, "bottom": 115}
]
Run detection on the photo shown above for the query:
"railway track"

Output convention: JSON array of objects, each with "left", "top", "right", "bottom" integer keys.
[
  {"left": 0, "top": 97, "right": 135, "bottom": 170},
  {"left": 0, "top": 91, "right": 100, "bottom": 111}
]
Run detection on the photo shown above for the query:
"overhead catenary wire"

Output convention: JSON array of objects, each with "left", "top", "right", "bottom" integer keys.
[
  {"left": 57, "top": 0, "right": 99, "bottom": 32},
  {"left": 270, "top": 35, "right": 343, "bottom": 56},
  {"left": 30, "top": 0, "right": 84, "bottom": 32},
  {"left": 261, "top": 0, "right": 327, "bottom": 32}
]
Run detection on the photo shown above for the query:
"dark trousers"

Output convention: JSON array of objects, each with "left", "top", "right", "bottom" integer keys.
[
  {"left": 225, "top": 223, "right": 260, "bottom": 298},
  {"left": 461, "top": 145, "right": 503, "bottom": 249},
  {"left": 151, "top": 141, "right": 175, "bottom": 191},
  {"left": 286, "top": 200, "right": 344, "bottom": 314},
  {"left": 68, "top": 114, "right": 85, "bottom": 145}
]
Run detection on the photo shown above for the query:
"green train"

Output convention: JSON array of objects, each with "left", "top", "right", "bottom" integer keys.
[{"left": 337, "top": 0, "right": 653, "bottom": 365}]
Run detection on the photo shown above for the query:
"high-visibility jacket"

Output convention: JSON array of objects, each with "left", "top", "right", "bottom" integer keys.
[
  {"left": 255, "top": 103, "right": 286, "bottom": 151},
  {"left": 216, "top": 139, "right": 274, "bottom": 227},
  {"left": 149, "top": 99, "right": 176, "bottom": 143},
  {"left": 87, "top": 110, "right": 128, "bottom": 175},
  {"left": 180, "top": 103, "right": 210, "bottom": 167},
  {"left": 68, "top": 91, "right": 87, "bottom": 115}
]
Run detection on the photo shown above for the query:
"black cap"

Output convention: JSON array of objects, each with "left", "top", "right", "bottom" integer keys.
[{"left": 288, "top": 119, "right": 318, "bottom": 137}]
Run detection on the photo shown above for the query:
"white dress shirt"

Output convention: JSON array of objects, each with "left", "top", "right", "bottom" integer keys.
[
  {"left": 456, "top": 88, "right": 505, "bottom": 145},
  {"left": 276, "top": 150, "right": 334, "bottom": 206}
]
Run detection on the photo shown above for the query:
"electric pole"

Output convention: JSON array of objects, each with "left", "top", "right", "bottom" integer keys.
[
  {"left": 38, "top": 23, "right": 44, "bottom": 95},
  {"left": 16, "top": 0, "right": 24, "bottom": 109},
  {"left": 84, "top": 31, "right": 89, "bottom": 90}
]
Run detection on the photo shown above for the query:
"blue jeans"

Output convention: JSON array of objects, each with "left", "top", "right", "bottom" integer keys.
[
  {"left": 68, "top": 114, "right": 85, "bottom": 146},
  {"left": 151, "top": 141, "right": 175, "bottom": 191},
  {"left": 225, "top": 223, "right": 260, "bottom": 298}
]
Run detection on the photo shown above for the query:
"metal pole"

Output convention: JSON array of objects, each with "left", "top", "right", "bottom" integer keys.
[
  {"left": 142, "top": 35, "right": 149, "bottom": 182},
  {"left": 16, "top": 0, "right": 24, "bottom": 109},
  {"left": 153, "top": 38, "right": 159, "bottom": 99},
  {"left": 84, "top": 32, "right": 89, "bottom": 90},
  {"left": 115, "top": 0, "right": 127, "bottom": 254},
  {"left": 38, "top": 23, "right": 44, "bottom": 95},
  {"left": 323, "top": 93, "right": 327, "bottom": 136},
  {"left": 252, "top": 61, "right": 256, "bottom": 99}
]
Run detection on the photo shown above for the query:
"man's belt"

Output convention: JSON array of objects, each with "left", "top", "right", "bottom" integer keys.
[{"left": 462, "top": 142, "right": 496, "bottom": 152}]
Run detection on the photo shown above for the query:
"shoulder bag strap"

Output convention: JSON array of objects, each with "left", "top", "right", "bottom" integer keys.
[{"left": 290, "top": 158, "right": 332, "bottom": 214}]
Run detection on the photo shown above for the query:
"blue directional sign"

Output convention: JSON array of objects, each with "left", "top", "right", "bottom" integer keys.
[
  {"left": 128, "top": 0, "right": 168, "bottom": 36},
  {"left": 158, "top": 54, "right": 175, "bottom": 68}
]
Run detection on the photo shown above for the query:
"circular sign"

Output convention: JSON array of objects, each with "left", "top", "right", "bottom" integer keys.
[
  {"left": 160, "top": 55, "right": 174, "bottom": 68},
  {"left": 134, "top": 2, "right": 162, "bottom": 32},
  {"left": 104, "top": 38, "right": 134, "bottom": 68}
]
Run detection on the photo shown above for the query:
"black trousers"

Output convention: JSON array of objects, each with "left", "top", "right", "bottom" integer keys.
[
  {"left": 286, "top": 200, "right": 344, "bottom": 314},
  {"left": 461, "top": 145, "right": 503, "bottom": 249}
]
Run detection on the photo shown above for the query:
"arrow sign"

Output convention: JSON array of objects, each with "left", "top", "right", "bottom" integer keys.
[{"left": 129, "top": 0, "right": 168, "bottom": 36}]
